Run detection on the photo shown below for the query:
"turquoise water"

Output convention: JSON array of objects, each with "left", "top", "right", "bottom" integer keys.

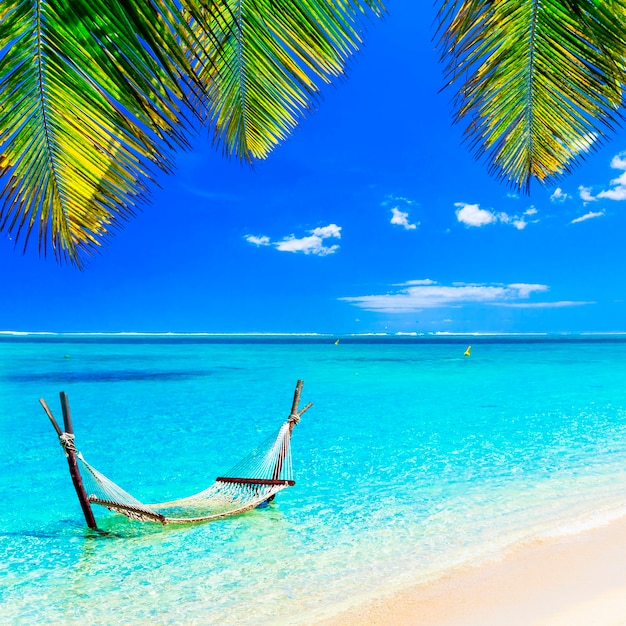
[{"left": 3, "top": 335, "right": 626, "bottom": 624}]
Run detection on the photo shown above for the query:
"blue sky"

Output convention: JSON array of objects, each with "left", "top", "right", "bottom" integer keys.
[{"left": 3, "top": 3, "right": 626, "bottom": 335}]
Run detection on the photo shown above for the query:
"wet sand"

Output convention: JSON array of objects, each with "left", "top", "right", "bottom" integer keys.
[{"left": 321, "top": 516, "right": 626, "bottom": 625}]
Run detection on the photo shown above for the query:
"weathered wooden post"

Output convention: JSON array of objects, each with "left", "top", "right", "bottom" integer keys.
[
  {"left": 271, "top": 380, "right": 312, "bottom": 483},
  {"left": 40, "top": 393, "right": 98, "bottom": 530}
]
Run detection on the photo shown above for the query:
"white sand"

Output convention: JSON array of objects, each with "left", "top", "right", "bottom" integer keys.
[{"left": 320, "top": 516, "right": 626, "bottom": 625}]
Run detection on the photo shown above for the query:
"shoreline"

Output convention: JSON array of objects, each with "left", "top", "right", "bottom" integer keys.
[{"left": 319, "top": 514, "right": 626, "bottom": 625}]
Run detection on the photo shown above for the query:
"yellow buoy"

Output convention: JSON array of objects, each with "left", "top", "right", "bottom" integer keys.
[
  {"left": 464, "top": 346, "right": 471, "bottom": 356},
  {"left": 334, "top": 339, "right": 340, "bottom": 345}
]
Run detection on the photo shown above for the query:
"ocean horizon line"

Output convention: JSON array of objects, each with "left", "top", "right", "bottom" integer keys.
[{"left": 2, "top": 330, "right": 626, "bottom": 338}]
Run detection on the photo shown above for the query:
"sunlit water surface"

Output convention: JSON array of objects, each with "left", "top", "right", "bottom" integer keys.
[{"left": 2, "top": 335, "right": 626, "bottom": 624}]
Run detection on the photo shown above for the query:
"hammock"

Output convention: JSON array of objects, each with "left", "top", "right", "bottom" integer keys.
[{"left": 41, "top": 381, "right": 311, "bottom": 527}]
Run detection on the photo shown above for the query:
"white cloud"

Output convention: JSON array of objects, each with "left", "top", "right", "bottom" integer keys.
[
  {"left": 610, "top": 153, "right": 626, "bottom": 170},
  {"left": 382, "top": 194, "right": 416, "bottom": 208},
  {"left": 579, "top": 186, "right": 596, "bottom": 202},
  {"left": 550, "top": 188, "right": 569, "bottom": 202},
  {"left": 495, "top": 300, "right": 595, "bottom": 308},
  {"left": 275, "top": 236, "right": 338, "bottom": 256},
  {"left": 244, "top": 235, "right": 270, "bottom": 246},
  {"left": 340, "top": 280, "right": 553, "bottom": 313},
  {"left": 245, "top": 223, "right": 341, "bottom": 256},
  {"left": 390, "top": 207, "right": 417, "bottom": 230},
  {"left": 580, "top": 151, "right": 626, "bottom": 202},
  {"left": 455, "top": 202, "right": 536, "bottom": 229},
  {"left": 571, "top": 132, "right": 598, "bottom": 154},
  {"left": 597, "top": 183, "right": 626, "bottom": 201},
  {"left": 507, "top": 283, "right": 548, "bottom": 298},
  {"left": 384, "top": 195, "right": 419, "bottom": 230},
  {"left": 570, "top": 210, "right": 605, "bottom": 224},
  {"left": 310, "top": 224, "right": 341, "bottom": 239},
  {"left": 455, "top": 203, "right": 499, "bottom": 227},
  {"left": 558, "top": 132, "right": 597, "bottom": 161}
]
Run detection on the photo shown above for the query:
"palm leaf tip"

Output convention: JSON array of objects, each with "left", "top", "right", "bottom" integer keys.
[
  {"left": 198, "top": 0, "right": 386, "bottom": 162},
  {"left": 438, "top": 0, "right": 626, "bottom": 191}
]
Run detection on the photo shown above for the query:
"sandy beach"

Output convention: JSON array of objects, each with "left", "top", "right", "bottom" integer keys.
[{"left": 322, "top": 516, "right": 626, "bottom": 625}]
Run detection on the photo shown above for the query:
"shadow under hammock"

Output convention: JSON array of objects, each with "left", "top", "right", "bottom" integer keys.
[{"left": 40, "top": 380, "right": 312, "bottom": 529}]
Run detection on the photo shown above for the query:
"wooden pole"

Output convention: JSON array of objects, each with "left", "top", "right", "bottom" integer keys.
[
  {"left": 57, "top": 392, "right": 98, "bottom": 530},
  {"left": 289, "top": 380, "right": 303, "bottom": 422},
  {"left": 271, "top": 380, "right": 308, "bottom": 483},
  {"left": 39, "top": 398, "right": 63, "bottom": 437},
  {"left": 297, "top": 402, "right": 313, "bottom": 418}
]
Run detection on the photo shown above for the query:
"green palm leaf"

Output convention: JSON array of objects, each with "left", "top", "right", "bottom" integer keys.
[
  {"left": 0, "top": 0, "right": 384, "bottom": 266},
  {"left": 0, "top": 0, "right": 204, "bottom": 265},
  {"left": 438, "top": 0, "right": 626, "bottom": 190},
  {"left": 192, "top": 0, "right": 385, "bottom": 160}
]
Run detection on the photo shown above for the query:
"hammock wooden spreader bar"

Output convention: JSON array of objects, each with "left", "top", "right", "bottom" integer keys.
[
  {"left": 87, "top": 498, "right": 167, "bottom": 524},
  {"left": 40, "top": 380, "right": 312, "bottom": 528},
  {"left": 215, "top": 478, "right": 296, "bottom": 485}
]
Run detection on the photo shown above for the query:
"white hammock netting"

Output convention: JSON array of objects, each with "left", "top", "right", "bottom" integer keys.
[{"left": 74, "top": 418, "right": 298, "bottom": 525}]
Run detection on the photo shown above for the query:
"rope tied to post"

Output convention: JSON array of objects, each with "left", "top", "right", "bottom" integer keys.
[{"left": 59, "top": 432, "right": 77, "bottom": 456}]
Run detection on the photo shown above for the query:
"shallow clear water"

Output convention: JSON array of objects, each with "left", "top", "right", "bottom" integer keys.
[{"left": 3, "top": 335, "right": 626, "bottom": 624}]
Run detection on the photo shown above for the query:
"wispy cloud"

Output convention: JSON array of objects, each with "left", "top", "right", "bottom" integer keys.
[
  {"left": 550, "top": 188, "right": 569, "bottom": 202},
  {"left": 382, "top": 195, "right": 417, "bottom": 208},
  {"left": 455, "top": 202, "right": 536, "bottom": 230},
  {"left": 569, "top": 132, "right": 598, "bottom": 155},
  {"left": 339, "top": 280, "right": 572, "bottom": 313},
  {"left": 570, "top": 210, "right": 605, "bottom": 224},
  {"left": 339, "top": 279, "right": 595, "bottom": 313},
  {"left": 495, "top": 300, "right": 595, "bottom": 308},
  {"left": 383, "top": 195, "right": 419, "bottom": 230},
  {"left": 245, "top": 235, "right": 270, "bottom": 246},
  {"left": 390, "top": 207, "right": 417, "bottom": 230},
  {"left": 597, "top": 152, "right": 626, "bottom": 200},
  {"left": 579, "top": 151, "right": 626, "bottom": 202},
  {"left": 579, "top": 186, "right": 595, "bottom": 203},
  {"left": 245, "top": 224, "right": 341, "bottom": 256},
  {"left": 275, "top": 225, "right": 341, "bottom": 255}
]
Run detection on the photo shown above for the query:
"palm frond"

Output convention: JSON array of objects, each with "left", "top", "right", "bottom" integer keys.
[
  {"left": 190, "top": 0, "right": 386, "bottom": 161},
  {"left": 0, "top": 0, "right": 203, "bottom": 266},
  {"left": 0, "top": 0, "right": 384, "bottom": 265},
  {"left": 438, "top": 0, "right": 626, "bottom": 190}
]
